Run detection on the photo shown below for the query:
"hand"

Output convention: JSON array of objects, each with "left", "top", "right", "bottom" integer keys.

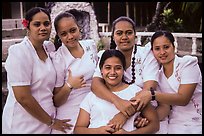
[
  {"left": 134, "top": 116, "right": 149, "bottom": 128},
  {"left": 112, "top": 128, "right": 128, "bottom": 134},
  {"left": 130, "top": 89, "right": 152, "bottom": 111},
  {"left": 67, "top": 69, "right": 86, "bottom": 89},
  {"left": 113, "top": 97, "right": 136, "bottom": 118},
  {"left": 97, "top": 124, "right": 115, "bottom": 134},
  {"left": 50, "top": 118, "right": 73, "bottom": 133},
  {"left": 107, "top": 112, "right": 127, "bottom": 131}
]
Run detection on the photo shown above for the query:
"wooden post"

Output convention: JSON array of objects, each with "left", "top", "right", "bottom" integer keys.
[{"left": 126, "top": 2, "right": 129, "bottom": 17}]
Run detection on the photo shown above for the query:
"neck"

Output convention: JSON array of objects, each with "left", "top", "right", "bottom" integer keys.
[
  {"left": 163, "top": 58, "right": 174, "bottom": 78},
  {"left": 106, "top": 81, "right": 127, "bottom": 92},
  {"left": 29, "top": 37, "right": 44, "bottom": 51}
]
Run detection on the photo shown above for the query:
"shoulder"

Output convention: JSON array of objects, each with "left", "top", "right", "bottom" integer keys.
[
  {"left": 79, "top": 39, "right": 95, "bottom": 46},
  {"left": 177, "top": 55, "right": 198, "bottom": 66},
  {"left": 44, "top": 40, "right": 55, "bottom": 53},
  {"left": 49, "top": 46, "right": 64, "bottom": 62},
  {"left": 8, "top": 40, "right": 28, "bottom": 58},
  {"left": 97, "top": 49, "right": 105, "bottom": 57},
  {"left": 137, "top": 42, "right": 152, "bottom": 57}
]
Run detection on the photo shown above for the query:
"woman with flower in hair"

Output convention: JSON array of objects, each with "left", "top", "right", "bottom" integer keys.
[
  {"left": 91, "top": 16, "right": 170, "bottom": 133},
  {"left": 2, "top": 7, "right": 72, "bottom": 134}
]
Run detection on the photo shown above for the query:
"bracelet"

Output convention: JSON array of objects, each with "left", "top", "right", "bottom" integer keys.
[
  {"left": 150, "top": 87, "right": 155, "bottom": 101},
  {"left": 66, "top": 82, "right": 73, "bottom": 89},
  {"left": 48, "top": 118, "right": 55, "bottom": 128}
]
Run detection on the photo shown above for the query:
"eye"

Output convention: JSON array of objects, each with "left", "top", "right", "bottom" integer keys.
[
  {"left": 43, "top": 21, "right": 51, "bottom": 27},
  {"left": 115, "top": 31, "right": 123, "bottom": 36},
  {"left": 126, "top": 31, "right": 133, "bottom": 35},
  {"left": 115, "top": 66, "right": 123, "bottom": 70},
  {"left": 70, "top": 28, "right": 77, "bottom": 33},
  {"left": 33, "top": 22, "right": 41, "bottom": 27},
  {"left": 60, "top": 32, "right": 67, "bottom": 37},
  {"left": 154, "top": 47, "right": 160, "bottom": 51},
  {"left": 104, "top": 65, "right": 111, "bottom": 70},
  {"left": 164, "top": 45, "right": 170, "bottom": 49}
]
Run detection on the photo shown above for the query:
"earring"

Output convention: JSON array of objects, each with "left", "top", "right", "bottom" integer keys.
[{"left": 58, "top": 38, "right": 61, "bottom": 43}]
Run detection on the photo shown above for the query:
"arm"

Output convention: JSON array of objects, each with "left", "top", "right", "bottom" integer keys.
[
  {"left": 74, "top": 108, "right": 115, "bottom": 134},
  {"left": 129, "top": 103, "right": 159, "bottom": 134},
  {"left": 53, "top": 69, "right": 86, "bottom": 107},
  {"left": 13, "top": 86, "right": 72, "bottom": 133},
  {"left": 135, "top": 83, "right": 197, "bottom": 106},
  {"left": 91, "top": 77, "right": 135, "bottom": 117},
  {"left": 155, "top": 102, "right": 171, "bottom": 121},
  {"left": 130, "top": 80, "right": 158, "bottom": 111}
]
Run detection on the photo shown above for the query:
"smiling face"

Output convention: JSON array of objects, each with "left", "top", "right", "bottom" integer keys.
[
  {"left": 152, "top": 35, "right": 175, "bottom": 65},
  {"left": 28, "top": 11, "right": 51, "bottom": 43},
  {"left": 57, "top": 17, "right": 80, "bottom": 48},
  {"left": 101, "top": 56, "right": 124, "bottom": 88},
  {"left": 113, "top": 21, "right": 135, "bottom": 52}
]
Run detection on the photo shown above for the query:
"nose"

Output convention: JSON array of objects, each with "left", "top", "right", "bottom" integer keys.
[
  {"left": 110, "top": 68, "right": 116, "bottom": 74},
  {"left": 67, "top": 33, "right": 74, "bottom": 40},
  {"left": 40, "top": 24, "right": 46, "bottom": 31},
  {"left": 121, "top": 33, "right": 128, "bottom": 39},
  {"left": 160, "top": 48, "right": 166, "bottom": 55}
]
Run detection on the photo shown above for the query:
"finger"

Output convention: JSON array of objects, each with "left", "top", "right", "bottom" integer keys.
[
  {"left": 136, "top": 102, "right": 144, "bottom": 111},
  {"left": 63, "top": 119, "right": 72, "bottom": 122},
  {"left": 121, "top": 111, "right": 129, "bottom": 118}
]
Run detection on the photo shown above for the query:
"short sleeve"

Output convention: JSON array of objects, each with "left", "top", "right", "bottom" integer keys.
[
  {"left": 50, "top": 49, "right": 66, "bottom": 87},
  {"left": 92, "top": 50, "right": 105, "bottom": 78},
  {"left": 44, "top": 40, "right": 56, "bottom": 53},
  {"left": 142, "top": 43, "right": 159, "bottom": 82},
  {"left": 79, "top": 92, "right": 93, "bottom": 114},
  {"left": 181, "top": 56, "right": 201, "bottom": 84},
  {"left": 5, "top": 45, "right": 32, "bottom": 86}
]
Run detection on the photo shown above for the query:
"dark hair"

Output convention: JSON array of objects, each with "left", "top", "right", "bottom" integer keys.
[
  {"left": 110, "top": 16, "right": 136, "bottom": 49},
  {"left": 99, "top": 49, "right": 126, "bottom": 70},
  {"left": 151, "top": 30, "right": 175, "bottom": 50},
  {"left": 25, "top": 7, "right": 51, "bottom": 29},
  {"left": 53, "top": 11, "right": 78, "bottom": 50}
]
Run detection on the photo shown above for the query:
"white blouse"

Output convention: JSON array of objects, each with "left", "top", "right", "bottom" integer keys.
[
  {"left": 2, "top": 36, "right": 57, "bottom": 134},
  {"left": 50, "top": 39, "right": 97, "bottom": 134},
  {"left": 93, "top": 42, "right": 159, "bottom": 88},
  {"left": 79, "top": 84, "right": 141, "bottom": 132},
  {"left": 158, "top": 55, "right": 202, "bottom": 134}
]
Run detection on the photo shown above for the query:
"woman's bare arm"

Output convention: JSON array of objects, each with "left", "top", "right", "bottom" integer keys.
[{"left": 91, "top": 77, "right": 135, "bottom": 117}]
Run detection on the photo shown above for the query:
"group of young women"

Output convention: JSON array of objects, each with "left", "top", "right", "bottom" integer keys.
[{"left": 2, "top": 6, "right": 202, "bottom": 134}]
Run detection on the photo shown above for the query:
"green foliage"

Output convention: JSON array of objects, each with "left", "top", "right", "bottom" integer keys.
[
  {"left": 97, "top": 39, "right": 105, "bottom": 51},
  {"left": 161, "top": 8, "right": 184, "bottom": 32}
]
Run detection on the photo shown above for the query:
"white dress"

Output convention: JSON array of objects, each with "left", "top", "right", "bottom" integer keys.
[
  {"left": 50, "top": 39, "right": 97, "bottom": 134},
  {"left": 79, "top": 84, "right": 141, "bottom": 132},
  {"left": 2, "top": 36, "right": 57, "bottom": 134},
  {"left": 93, "top": 42, "right": 167, "bottom": 133},
  {"left": 158, "top": 55, "right": 202, "bottom": 134},
  {"left": 94, "top": 42, "right": 159, "bottom": 88}
]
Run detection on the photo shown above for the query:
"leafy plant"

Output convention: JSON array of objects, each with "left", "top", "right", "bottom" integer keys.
[{"left": 161, "top": 8, "right": 184, "bottom": 32}]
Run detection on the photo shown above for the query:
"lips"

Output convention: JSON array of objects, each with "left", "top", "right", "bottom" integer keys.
[{"left": 108, "top": 76, "right": 117, "bottom": 80}]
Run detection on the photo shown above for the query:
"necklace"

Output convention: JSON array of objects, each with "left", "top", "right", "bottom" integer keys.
[{"left": 124, "top": 45, "right": 137, "bottom": 84}]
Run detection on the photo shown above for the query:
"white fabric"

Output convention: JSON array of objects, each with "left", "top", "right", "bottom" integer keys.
[
  {"left": 158, "top": 55, "right": 202, "bottom": 134},
  {"left": 2, "top": 36, "right": 56, "bottom": 134},
  {"left": 80, "top": 84, "right": 141, "bottom": 132},
  {"left": 93, "top": 42, "right": 159, "bottom": 88},
  {"left": 50, "top": 39, "right": 97, "bottom": 134},
  {"left": 93, "top": 43, "right": 164, "bottom": 133}
]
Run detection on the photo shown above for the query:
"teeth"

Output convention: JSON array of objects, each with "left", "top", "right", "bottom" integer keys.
[{"left": 108, "top": 76, "right": 116, "bottom": 80}]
